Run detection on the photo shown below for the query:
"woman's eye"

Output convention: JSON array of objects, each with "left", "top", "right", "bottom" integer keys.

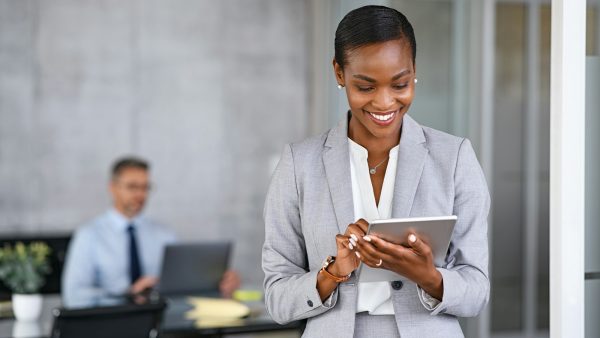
[
  {"left": 357, "top": 86, "right": 374, "bottom": 92},
  {"left": 393, "top": 83, "right": 408, "bottom": 90}
]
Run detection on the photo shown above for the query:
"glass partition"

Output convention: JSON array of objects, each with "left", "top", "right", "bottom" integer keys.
[{"left": 585, "top": 2, "right": 599, "bottom": 336}]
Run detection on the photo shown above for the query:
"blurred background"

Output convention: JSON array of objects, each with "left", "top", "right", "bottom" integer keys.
[{"left": 1, "top": 0, "right": 599, "bottom": 337}]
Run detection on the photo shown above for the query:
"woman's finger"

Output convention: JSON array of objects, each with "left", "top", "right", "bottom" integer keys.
[
  {"left": 345, "top": 223, "right": 367, "bottom": 246},
  {"left": 364, "top": 234, "right": 396, "bottom": 252},
  {"left": 366, "top": 234, "right": 413, "bottom": 260},
  {"left": 355, "top": 218, "right": 370, "bottom": 233},
  {"left": 354, "top": 238, "right": 394, "bottom": 268},
  {"left": 347, "top": 222, "right": 367, "bottom": 236},
  {"left": 406, "top": 233, "right": 432, "bottom": 257},
  {"left": 354, "top": 241, "right": 378, "bottom": 266},
  {"left": 336, "top": 234, "right": 351, "bottom": 249}
]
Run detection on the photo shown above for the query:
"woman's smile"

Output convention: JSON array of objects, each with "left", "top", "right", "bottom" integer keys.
[{"left": 364, "top": 109, "right": 398, "bottom": 126}]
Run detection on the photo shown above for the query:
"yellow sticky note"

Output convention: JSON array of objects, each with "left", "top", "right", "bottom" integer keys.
[
  {"left": 186, "top": 297, "right": 251, "bottom": 320},
  {"left": 232, "top": 290, "right": 263, "bottom": 302}
]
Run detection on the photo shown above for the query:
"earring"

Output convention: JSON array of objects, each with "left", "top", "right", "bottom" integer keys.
[
  {"left": 414, "top": 78, "right": 418, "bottom": 84},
  {"left": 337, "top": 84, "right": 343, "bottom": 89}
]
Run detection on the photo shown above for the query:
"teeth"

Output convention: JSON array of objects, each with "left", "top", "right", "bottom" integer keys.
[{"left": 369, "top": 112, "right": 395, "bottom": 121}]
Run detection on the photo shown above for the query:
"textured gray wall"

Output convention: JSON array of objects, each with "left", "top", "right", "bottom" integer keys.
[{"left": 0, "top": 0, "right": 308, "bottom": 287}]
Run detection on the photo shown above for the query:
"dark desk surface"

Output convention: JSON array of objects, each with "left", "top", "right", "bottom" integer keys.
[{"left": 0, "top": 295, "right": 302, "bottom": 338}]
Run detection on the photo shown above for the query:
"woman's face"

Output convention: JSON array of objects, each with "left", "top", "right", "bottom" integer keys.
[{"left": 334, "top": 39, "right": 415, "bottom": 141}]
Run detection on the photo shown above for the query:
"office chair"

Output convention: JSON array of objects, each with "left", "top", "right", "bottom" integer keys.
[{"left": 50, "top": 301, "right": 166, "bottom": 338}]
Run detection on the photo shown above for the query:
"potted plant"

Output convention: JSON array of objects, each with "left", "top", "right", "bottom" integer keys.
[{"left": 0, "top": 242, "right": 51, "bottom": 321}]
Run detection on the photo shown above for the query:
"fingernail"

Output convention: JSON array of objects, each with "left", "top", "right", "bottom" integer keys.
[
  {"left": 349, "top": 243, "right": 354, "bottom": 250},
  {"left": 409, "top": 234, "right": 417, "bottom": 243},
  {"left": 350, "top": 234, "right": 358, "bottom": 242},
  {"left": 363, "top": 236, "right": 371, "bottom": 242},
  {"left": 350, "top": 238, "right": 357, "bottom": 246},
  {"left": 355, "top": 252, "right": 361, "bottom": 258}
]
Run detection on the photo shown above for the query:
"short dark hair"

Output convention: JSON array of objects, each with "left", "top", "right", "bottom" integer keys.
[
  {"left": 111, "top": 156, "right": 149, "bottom": 180},
  {"left": 334, "top": 5, "right": 416, "bottom": 68}
]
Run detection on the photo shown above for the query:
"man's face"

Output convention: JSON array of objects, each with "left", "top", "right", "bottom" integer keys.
[{"left": 110, "top": 167, "right": 150, "bottom": 218}]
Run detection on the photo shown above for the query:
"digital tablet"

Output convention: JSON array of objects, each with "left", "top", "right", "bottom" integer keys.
[
  {"left": 357, "top": 215, "right": 457, "bottom": 283},
  {"left": 158, "top": 242, "right": 231, "bottom": 296}
]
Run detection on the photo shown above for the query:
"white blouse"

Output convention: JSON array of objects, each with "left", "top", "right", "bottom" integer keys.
[
  {"left": 349, "top": 138, "right": 441, "bottom": 315},
  {"left": 349, "top": 138, "right": 399, "bottom": 315}
]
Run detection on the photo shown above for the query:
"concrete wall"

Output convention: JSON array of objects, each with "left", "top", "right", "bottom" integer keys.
[{"left": 0, "top": 0, "right": 309, "bottom": 287}]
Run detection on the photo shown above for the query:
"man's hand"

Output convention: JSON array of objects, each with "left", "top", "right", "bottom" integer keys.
[
  {"left": 130, "top": 276, "right": 158, "bottom": 295},
  {"left": 219, "top": 270, "right": 241, "bottom": 298}
]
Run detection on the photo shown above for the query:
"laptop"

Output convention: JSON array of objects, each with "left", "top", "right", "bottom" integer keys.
[{"left": 158, "top": 242, "right": 231, "bottom": 296}]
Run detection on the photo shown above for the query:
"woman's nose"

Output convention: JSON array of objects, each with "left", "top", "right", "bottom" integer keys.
[{"left": 371, "top": 88, "right": 395, "bottom": 111}]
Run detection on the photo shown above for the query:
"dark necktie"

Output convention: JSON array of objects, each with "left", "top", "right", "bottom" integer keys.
[{"left": 127, "top": 224, "right": 142, "bottom": 284}]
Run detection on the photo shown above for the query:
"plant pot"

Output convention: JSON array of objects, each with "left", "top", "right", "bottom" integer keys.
[
  {"left": 11, "top": 294, "right": 43, "bottom": 321},
  {"left": 12, "top": 320, "right": 42, "bottom": 337}
]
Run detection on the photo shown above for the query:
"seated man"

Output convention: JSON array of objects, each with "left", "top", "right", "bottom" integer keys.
[{"left": 62, "top": 157, "right": 239, "bottom": 307}]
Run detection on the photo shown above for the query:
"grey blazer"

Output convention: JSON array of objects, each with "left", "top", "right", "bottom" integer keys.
[{"left": 262, "top": 114, "right": 490, "bottom": 338}]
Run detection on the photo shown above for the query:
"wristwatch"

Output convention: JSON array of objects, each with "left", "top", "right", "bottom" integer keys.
[{"left": 319, "top": 256, "right": 350, "bottom": 283}]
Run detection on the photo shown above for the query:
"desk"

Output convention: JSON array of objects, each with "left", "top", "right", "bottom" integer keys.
[
  {"left": 0, "top": 295, "right": 302, "bottom": 338},
  {"left": 0, "top": 296, "right": 57, "bottom": 338}
]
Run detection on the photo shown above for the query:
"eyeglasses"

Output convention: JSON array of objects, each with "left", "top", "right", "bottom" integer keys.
[{"left": 117, "top": 182, "right": 153, "bottom": 193}]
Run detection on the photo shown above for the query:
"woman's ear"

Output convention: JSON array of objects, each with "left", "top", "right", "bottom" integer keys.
[{"left": 332, "top": 58, "right": 345, "bottom": 86}]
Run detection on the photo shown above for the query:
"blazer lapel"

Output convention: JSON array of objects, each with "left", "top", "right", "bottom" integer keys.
[
  {"left": 392, "top": 115, "right": 429, "bottom": 218},
  {"left": 323, "top": 117, "right": 355, "bottom": 234},
  {"left": 323, "top": 114, "right": 428, "bottom": 230}
]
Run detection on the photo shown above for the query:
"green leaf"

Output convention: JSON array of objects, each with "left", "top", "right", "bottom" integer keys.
[{"left": 0, "top": 242, "right": 52, "bottom": 294}]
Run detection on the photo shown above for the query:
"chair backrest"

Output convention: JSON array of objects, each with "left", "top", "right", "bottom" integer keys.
[{"left": 50, "top": 301, "right": 166, "bottom": 338}]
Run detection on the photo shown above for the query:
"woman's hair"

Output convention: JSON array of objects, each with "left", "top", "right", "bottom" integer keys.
[{"left": 334, "top": 5, "right": 416, "bottom": 67}]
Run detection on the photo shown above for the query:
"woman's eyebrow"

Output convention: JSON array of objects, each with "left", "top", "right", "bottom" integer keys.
[
  {"left": 352, "top": 69, "right": 412, "bottom": 83},
  {"left": 353, "top": 74, "right": 376, "bottom": 83},
  {"left": 391, "top": 69, "right": 411, "bottom": 81}
]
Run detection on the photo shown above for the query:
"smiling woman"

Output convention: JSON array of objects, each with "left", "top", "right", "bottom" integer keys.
[
  {"left": 337, "top": 39, "right": 416, "bottom": 206},
  {"left": 262, "top": 5, "right": 490, "bottom": 338}
]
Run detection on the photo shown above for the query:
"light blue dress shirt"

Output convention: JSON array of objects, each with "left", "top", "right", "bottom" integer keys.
[{"left": 62, "top": 209, "right": 177, "bottom": 307}]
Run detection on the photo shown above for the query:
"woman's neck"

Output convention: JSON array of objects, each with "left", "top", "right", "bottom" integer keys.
[{"left": 348, "top": 115, "right": 401, "bottom": 156}]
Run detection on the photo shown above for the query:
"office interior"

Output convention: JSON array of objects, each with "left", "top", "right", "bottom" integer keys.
[{"left": 0, "top": 0, "right": 598, "bottom": 337}]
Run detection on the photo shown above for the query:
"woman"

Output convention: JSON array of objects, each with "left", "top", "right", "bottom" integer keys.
[{"left": 262, "top": 5, "right": 490, "bottom": 338}]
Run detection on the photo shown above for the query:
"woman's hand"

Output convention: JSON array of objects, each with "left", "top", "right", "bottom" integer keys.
[
  {"left": 328, "top": 219, "right": 370, "bottom": 277},
  {"left": 316, "top": 218, "right": 369, "bottom": 301},
  {"left": 352, "top": 232, "right": 444, "bottom": 300}
]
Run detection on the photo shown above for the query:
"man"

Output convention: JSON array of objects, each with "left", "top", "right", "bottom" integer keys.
[{"left": 62, "top": 157, "right": 239, "bottom": 307}]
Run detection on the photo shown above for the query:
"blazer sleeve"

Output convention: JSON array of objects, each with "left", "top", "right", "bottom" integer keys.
[
  {"left": 430, "top": 138, "right": 491, "bottom": 317},
  {"left": 262, "top": 144, "right": 338, "bottom": 324}
]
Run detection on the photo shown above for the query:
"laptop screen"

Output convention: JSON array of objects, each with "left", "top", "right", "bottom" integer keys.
[{"left": 158, "top": 242, "right": 231, "bottom": 296}]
